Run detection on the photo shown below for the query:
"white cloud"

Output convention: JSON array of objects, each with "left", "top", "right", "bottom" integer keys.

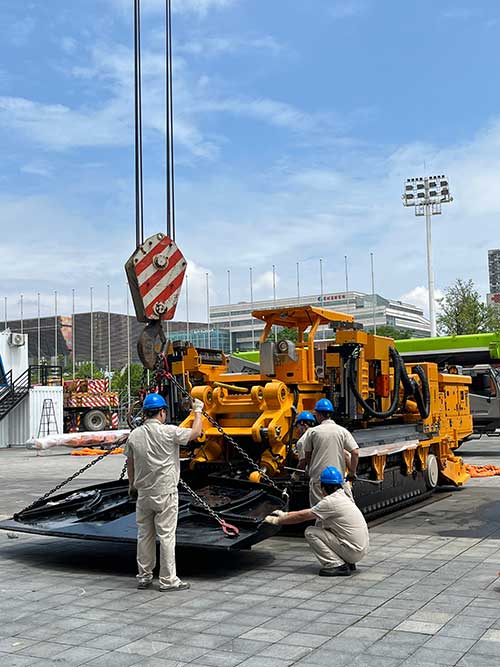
[
  {"left": 399, "top": 286, "right": 444, "bottom": 318},
  {"left": 330, "top": 0, "right": 371, "bottom": 20},
  {"left": 178, "top": 35, "right": 286, "bottom": 57},
  {"left": 440, "top": 8, "right": 478, "bottom": 20},
  {"left": 61, "top": 37, "right": 77, "bottom": 54},
  {"left": 110, "top": 0, "right": 239, "bottom": 17}
]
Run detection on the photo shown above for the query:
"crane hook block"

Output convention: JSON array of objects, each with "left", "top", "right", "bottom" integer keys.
[
  {"left": 137, "top": 320, "right": 167, "bottom": 370},
  {"left": 125, "top": 233, "right": 187, "bottom": 323}
]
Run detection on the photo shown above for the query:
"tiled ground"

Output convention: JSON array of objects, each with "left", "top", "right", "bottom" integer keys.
[{"left": 0, "top": 438, "right": 500, "bottom": 666}]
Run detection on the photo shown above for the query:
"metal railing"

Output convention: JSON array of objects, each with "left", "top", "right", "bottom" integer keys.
[{"left": 0, "top": 365, "right": 63, "bottom": 422}]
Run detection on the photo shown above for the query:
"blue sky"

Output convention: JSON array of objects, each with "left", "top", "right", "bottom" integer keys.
[{"left": 1, "top": 0, "right": 500, "bottom": 323}]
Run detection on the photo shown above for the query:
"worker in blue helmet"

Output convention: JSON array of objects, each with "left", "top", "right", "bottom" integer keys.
[
  {"left": 124, "top": 392, "right": 203, "bottom": 592},
  {"left": 296, "top": 398, "right": 360, "bottom": 505},
  {"left": 295, "top": 410, "right": 316, "bottom": 438},
  {"left": 264, "top": 466, "right": 369, "bottom": 576}
]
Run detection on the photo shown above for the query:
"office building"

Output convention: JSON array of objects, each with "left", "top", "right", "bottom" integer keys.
[{"left": 210, "top": 291, "right": 431, "bottom": 351}]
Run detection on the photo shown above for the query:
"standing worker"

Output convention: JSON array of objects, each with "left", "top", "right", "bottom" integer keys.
[
  {"left": 297, "top": 398, "right": 359, "bottom": 505},
  {"left": 125, "top": 392, "right": 203, "bottom": 592},
  {"left": 265, "top": 466, "right": 369, "bottom": 576}
]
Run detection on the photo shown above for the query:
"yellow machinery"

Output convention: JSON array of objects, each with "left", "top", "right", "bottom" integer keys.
[{"left": 173, "top": 306, "right": 473, "bottom": 514}]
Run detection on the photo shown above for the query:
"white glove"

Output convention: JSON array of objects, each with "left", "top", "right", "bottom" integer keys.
[
  {"left": 264, "top": 511, "right": 287, "bottom": 525},
  {"left": 264, "top": 515, "right": 280, "bottom": 525},
  {"left": 192, "top": 398, "right": 204, "bottom": 414}
]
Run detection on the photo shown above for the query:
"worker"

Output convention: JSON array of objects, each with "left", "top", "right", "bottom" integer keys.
[
  {"left": 297, "top": 398, "right": 359, "bottom": 505},
  {"left": 295, "top": 410, "right": 317, "bottom": 439},
  {"left": 125, "top": 392, "right": 203, "bottom": 592},
  {"left": 264, "top": 466, "right": 369, "bottom": 576}
]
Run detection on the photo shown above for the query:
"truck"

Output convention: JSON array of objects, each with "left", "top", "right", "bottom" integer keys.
[
  {"left": 63, "top": 377, "right": 120, "bottom": 432},
  {"left": 396, "top": 333, "right": 500, "bottom": 436}
]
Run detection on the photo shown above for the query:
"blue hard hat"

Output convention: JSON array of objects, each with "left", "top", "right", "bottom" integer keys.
[
  {"left": 296, "top": 411, "right": 316, "bottom": 425},
  {"left": 320, "top": 466, "right": 343, "bottom": 485},
  {"left": 314, "top": 398, "right": 334, "bottom": 413},
  {"left": 143, "top": 393, "right": 167, "bottom": 410}
]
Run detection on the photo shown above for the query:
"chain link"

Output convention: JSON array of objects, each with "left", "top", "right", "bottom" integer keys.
[
  {"left": 178, "top": 479, "right": 238, "bottom": 536},
  {"left": 164, "top": 369, "right": 288, "bottom": 500},
  {"left": 14, "top": 438, "right": 127, "bottom": 519}
]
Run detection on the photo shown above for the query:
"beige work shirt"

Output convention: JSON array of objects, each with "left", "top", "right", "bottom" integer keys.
[
  {"left": 297, "top": 419, "right": 359, "bottom": 482},
  {"left": 124, "top": 419, "right": 192, "bottom": 496},
  {"left": 312, "top": 489, "right": 369, "bottom": 553}
]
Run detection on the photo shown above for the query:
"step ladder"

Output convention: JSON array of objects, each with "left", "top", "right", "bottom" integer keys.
[{"left": 37, "top": 398, "right": 59, "bottom": 438}]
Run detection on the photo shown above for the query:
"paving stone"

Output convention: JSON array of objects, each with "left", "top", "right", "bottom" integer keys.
[
  {"left": 396, "top": 619, "right": 445, "bottom": 634},
  {"left": 468, "top": 639, "right": 500, "bottom": 656},
  {"left": 423, "top": 634, "right": 476, "bottom": 652},
  {"left": 258, "top": 642, "right": 313, "bottom": 661},
  {"left": 0, "top": 654, "right": 37, "bottom": 666},
  {"left": 281, "top": 632, "right": 330, "bottom": 648},
  {"left": 0, "top": 637, "right": 38, "bottom": 653},
  {"left": 401, "top": 647, "right": 468, "bottom": 665},
  {"left": 192, "top": 650, "right": 247, "bottom": 666},
  {"left": 115, "top": 638, "right": 172, "bottom": 656},
  {"left": 236, "top": 657, "right": 294, "bottom": 667},
  {"left": 239, "top": 628, "right": 288, "bottom": 643},
  {"left": 221, "top": 638, "right": 273, "bottom": 654},
  {"left": 85, "top": 652, "right": 146, "bottom": 667},
  {"left": 154, "top": 643, "right": 209, "bottom": 661},
  {"left": 45, "top": 645, "right": 107, "bottom": 664},
  {"left": 456, "top": 655, "right": 500, "bottom": 667},
  {"left": 83, "top": 634, "right": 133, "bottom": 650},
  {"left": 17, "top": 641, "right": 69, "bottom": 659}
]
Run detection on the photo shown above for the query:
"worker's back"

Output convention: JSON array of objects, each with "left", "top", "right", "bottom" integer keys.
[
  {"left": 313, "top": 488, "right": 369, "bottom": 552},
  {"left": 125, "top": 420, "right": 191, "bottom": 496},
  {"left": 300, "top": 419, "right": 358, "bottom": 481}
]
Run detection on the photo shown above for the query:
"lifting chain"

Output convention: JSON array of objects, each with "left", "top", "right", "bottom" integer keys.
[
  {"left": 14, "top": 438, "right": 127, "bottom": 519},
  {"left": 163, "top": 365, "right": 289, "bottom": 502},
  {"left": 140, "top": 353, "right": 240, "bottom": 538},
  {"left": 178, "top": 479, "right": 239, "bottom": 538}
]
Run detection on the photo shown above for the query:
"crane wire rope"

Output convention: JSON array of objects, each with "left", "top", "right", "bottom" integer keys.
[
  {"left": 134, "top": 0, "right": 144, "bottom": 248},
  {"left": 165, "top": 0, "right": 176, "bottom": 241}
]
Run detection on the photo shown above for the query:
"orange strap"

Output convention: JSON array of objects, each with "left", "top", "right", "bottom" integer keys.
[
  {"left": 71, "top": 447, "right": 124, "bottom": 456},
  {"left": 465, "top": 464, "right": 500, "bottom": 478}
]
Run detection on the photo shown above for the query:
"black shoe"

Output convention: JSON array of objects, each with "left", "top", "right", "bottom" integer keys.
[
  {"left": 348, "top": 563, "right": 357, "bottom": 571},
  {"left": 319, "top": 564, "right": 351, "bottom": 577},
  {"left": 137, "top": 578, "right": 153, "bottom": 590}
]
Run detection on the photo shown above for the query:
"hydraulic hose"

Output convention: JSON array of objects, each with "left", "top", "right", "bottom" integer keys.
[
  {"left": 413, "top": 364, "right": 431, "bottom": 419},
  {"left": 347, "top": 346, "right": 401, "bottom": 419},
  {"left": 393, "top": 350, "right": 430, "bottom": 420}
]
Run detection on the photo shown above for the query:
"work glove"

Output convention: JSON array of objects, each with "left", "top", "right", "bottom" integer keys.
[
  {"left": 345, "top": 473, "right": 357, "bottom": 483},
  {"left": 264, "top": 514, "right": 281, "bottom": 525},
  {"left": 128, "top": 486, "right": 138, "bottom": 501},
  {"left": 192, "top": 398, "right": 204, "bottom": 414},
  {"left": 264, "top": 510, "right": 287, "bottom": 525}
]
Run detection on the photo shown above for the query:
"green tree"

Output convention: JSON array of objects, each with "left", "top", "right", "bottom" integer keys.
[
  {"left": 73, "top": 362, "right": 104, "bottom": 379},
  {"left": 375, "top": 325, "right": 412, "bottom": 340},
  {"left": 276, "top": 327, "right": 298, "bottom": 343},
  {"left": 111, "top": 363, "right": 144, "bottom": 398},
  {"left": 437, "top": 279, "right": 500, "bottom": 335}
]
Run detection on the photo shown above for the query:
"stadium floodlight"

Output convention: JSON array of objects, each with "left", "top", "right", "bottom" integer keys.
[{"left": 402, "top": 174, "right": 453, "bottom": 337}]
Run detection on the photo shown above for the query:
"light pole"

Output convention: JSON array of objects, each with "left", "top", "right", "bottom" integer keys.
[
  {"left": 370, "top": 252, "right": 376, "bottom": 334},
  {"left": 249, "top": 267, "right": 255, "bottom": 349},
  {"left": 72, "top": 289, "right": 76, "bottom": 379},
  {"left": 402, "top": 174, "right": 453, "bottom": 337},
  {"left": 206, "top": 272, "right": 210, "bottom": 348},
  {"left": 227, "top": 269, "right": 232, "bottom": 354}
]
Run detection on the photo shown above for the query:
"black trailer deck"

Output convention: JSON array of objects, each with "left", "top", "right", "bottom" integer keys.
[{"left": 0, "top": 477, "right": 285, "bottom": 550}]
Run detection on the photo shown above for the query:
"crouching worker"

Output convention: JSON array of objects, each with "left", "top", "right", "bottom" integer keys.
[
  {"left": 125, "top": 392, "right": 203, "bottom": 592},
  {"left": 264, "top": 466, "right": 369, "bottom": 577}
]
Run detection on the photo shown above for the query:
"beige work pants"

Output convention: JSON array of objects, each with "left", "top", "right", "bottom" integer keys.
[
  {"left": 309, "top": 481, "right": 354, "bottom": 506},
  {"left": 305, "top": 525, "right": 367, "bottom": 569},
  {"left": 136, "top": 492, "right": 181, "bottom": 587}
]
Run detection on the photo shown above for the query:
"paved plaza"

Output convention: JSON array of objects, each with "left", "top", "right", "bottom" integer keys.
[{"left": 0, "top": 438, "right": 500, "bottom": 666}]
